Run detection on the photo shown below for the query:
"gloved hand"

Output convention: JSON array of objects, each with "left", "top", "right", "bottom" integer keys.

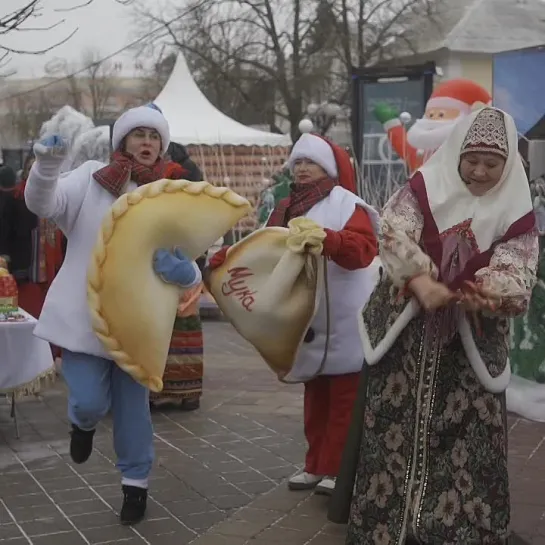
[
  {"left": 373, "top": 103, "right": 400, "bottom": 125},
  {"left": 153, "top": 248, "right": 200, "bottom": 287},
  {"left": 286, "top": 217, "right": 326, "bottom": 255},
  {"left": 33, "top": 135, "right": 68, "bottom": 179}
]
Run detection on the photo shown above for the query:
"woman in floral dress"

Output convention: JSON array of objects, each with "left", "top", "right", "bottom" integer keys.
[
  {"left": 149, "top": 144, "right": 206, "bottom": 411},
  {"left": 344, "top": 107, "right": 538, "bottom": 545}
]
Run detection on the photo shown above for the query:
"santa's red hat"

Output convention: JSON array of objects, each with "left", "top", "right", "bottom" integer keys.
[
  {"left": 287, "top": 133, "right": 357, "bottom": 194},
  {"left": 426, "top": 79, "right": 491, "bottom": 115}
]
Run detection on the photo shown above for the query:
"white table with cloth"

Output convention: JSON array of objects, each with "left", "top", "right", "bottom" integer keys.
[{"left": 0, "top": 308, "right": 56, "bottom": 437}]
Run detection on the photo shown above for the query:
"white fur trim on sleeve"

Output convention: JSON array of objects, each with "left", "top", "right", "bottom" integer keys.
[
  {"left": 360, "top": 298, "right": 420, "bottom": 365},
  {"left": 458, "top": 314, "right": 511, "bottom": 393},
  {"left": 383, "top": 118, "right": 402, "bottom": 132}
]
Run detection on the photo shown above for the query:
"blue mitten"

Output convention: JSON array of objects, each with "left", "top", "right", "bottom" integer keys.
[
  {"left": 153, "top": 248, "right": 200, "bottom": 287},
  {"left": 33, "top": 135, "right": 68, "bottom": 179}
]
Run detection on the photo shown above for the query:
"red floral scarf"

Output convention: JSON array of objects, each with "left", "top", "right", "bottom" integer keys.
[
  {"left": 93, "top": 150, "right": 167, "bottom": 197},
  {"left": 267, "top": 177, "right": 336, "bottom": 227}
]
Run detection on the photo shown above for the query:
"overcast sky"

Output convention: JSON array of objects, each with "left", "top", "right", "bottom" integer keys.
[{"left": 2, "top": 0, "right": 155, "bottom": 79}]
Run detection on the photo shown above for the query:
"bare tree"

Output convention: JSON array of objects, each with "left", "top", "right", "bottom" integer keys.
[
  {"left": 135, "top": 47, "right": 277, "bottom": 128},
  {"left": 64, "top": 73, "right": 85, "bottom": 112},
  {"left": 133, "top": 52, "right": 176, "bottom": 103},
  {"left": 335, "top": 0, "right": 436, "bottom": 68},
  {"left": 60, "top": 49, "right": 123, "bottom": 121},
  {"left": 80, "top": 49, "right": 123, "bottom": 120},
  {"left": 4, "top": 88, "right": 56, "bottom": 142},
  {"left": 0, "top": 1, "right": 74, "bottom": 75},
  {"left": 55, "top": 0, "right": 135, "bottom": 11},
  {"left": 132, "top": 0, "right": 329, "bottom": 140},
  {"left": 131, "top": 0, "right": 438, "bottom": 141},
  {"left": 0, "top": 0, "right": 134, "bottom": 76}
]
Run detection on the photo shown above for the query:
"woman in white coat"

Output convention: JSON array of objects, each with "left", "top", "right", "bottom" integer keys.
[
  {"left": 208, "top": 133, "right": 380, "bottom": 495},
  {"left": 25, "top": 104, "right": 201, "bottom": 525}
]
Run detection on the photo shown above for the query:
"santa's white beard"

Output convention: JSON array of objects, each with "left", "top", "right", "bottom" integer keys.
[{"left": 406, "top": 118, "right": 459, "bottom": 152}]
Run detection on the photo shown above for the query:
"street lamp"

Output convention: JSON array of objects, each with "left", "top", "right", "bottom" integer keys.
[{"left": 299, "top": 100, "right": 344, "bottom": 136}]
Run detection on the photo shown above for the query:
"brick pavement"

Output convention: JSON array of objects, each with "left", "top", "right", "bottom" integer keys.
[{"left": 0, "top": 320, "right": 544, "bottom": 544}]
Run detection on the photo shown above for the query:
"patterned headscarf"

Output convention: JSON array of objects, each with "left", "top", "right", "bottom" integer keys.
[
  {"left": 416, "top": 107, "right": 534, "bottom": 252},
  {"left": 460, "top": 108, "right": 509, "bottom": 159}
]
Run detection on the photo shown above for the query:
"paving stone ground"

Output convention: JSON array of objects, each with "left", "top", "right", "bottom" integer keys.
[{"left": 1, "top": 320, "right": 545, "bottom": 544}]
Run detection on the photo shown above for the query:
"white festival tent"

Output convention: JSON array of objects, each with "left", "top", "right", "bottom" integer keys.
[
  {"left": 154, "top": 53, "right": 291, "bottom": 147},
  {"left": 153, "top": 53, "right": 291, "bottom": 313}
]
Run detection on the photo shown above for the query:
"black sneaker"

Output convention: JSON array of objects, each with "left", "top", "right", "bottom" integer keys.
[
  {"left": 69, "top": 425, "right": 95, "bottom": 464},
  {"left": 120, "top": 485, "right": 147, "bottom": 525}
]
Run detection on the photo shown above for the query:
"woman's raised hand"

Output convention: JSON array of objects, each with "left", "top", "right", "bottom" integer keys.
[{"left": 33, "top": 135, "right": 68, "bottom": 179}]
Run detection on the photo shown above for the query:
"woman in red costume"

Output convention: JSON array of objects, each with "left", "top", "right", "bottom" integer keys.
[{"left": 208, "top": 133, "right": 379, "bottom": 495}]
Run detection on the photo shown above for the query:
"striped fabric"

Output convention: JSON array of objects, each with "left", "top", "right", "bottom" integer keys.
[{"left": 150, "top": 292, "right": 204, "bottom": 404}]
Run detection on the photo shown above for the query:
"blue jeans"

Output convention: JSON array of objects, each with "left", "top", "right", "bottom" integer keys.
[{"left": 62, "top": 350, "right": 154, "bottom": 484}]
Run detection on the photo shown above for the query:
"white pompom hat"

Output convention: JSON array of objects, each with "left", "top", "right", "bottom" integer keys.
[
  {"left": 112, "top": 104, "right": 170, "bottom": 155},
  {"left": 287, "top": 133, "right": 338, "bottom": 178}
]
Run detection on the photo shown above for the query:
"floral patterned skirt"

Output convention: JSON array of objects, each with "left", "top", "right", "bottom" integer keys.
[{"left": 346, "top": 314, "right": 510, "bottom": 545}]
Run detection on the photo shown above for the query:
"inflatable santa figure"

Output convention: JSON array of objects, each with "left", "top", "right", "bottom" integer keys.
[{"left": 374, "top": 78, "right": 491, "bottom": 173}]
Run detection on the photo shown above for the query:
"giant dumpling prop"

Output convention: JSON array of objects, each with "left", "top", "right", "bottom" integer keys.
[
  {"left": 207, "top": 217, "right": 326, "bottom": 379},
  {"left": 87, "top": 179, "right": 251, "bottom": 391}
]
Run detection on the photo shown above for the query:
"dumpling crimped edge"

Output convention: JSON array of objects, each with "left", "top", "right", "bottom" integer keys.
[{"left": 87, "top": 178, "right": 251, "bottom": 391}]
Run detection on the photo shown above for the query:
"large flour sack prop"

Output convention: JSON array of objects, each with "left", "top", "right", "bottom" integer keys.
[
  {"left": 208, "top": 217, "right": 326, "bottom": 377},
  {"left": 88, "top": 179, "right": 251, "bottom": 391}
]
